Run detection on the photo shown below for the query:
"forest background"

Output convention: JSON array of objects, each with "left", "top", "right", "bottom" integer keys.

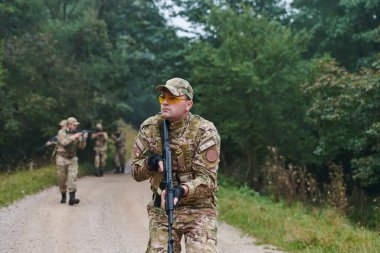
[{"left": 0, "top": 0, "right": 379, "bottom": 231}]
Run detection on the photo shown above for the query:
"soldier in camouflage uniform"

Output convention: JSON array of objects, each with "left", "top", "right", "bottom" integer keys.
[
  {"left": 131, "top": 77, "right": 221, "bottom": 253},
  {"left": 56, "top": 117, "right": 88, "bottom": 205},
  {"left": 91, "top": 123, "right": 108, "bottom": 177},
  {"left": 112, "top": 126, "right": 126, "bottom": 173}
]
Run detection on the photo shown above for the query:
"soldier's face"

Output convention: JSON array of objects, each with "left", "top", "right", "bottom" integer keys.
[
  {"left": 160, "top": 91, "right": 192, "bottom": 121},
  {"left": 67, "top": 123, "right": 78, "bottom": 130}
]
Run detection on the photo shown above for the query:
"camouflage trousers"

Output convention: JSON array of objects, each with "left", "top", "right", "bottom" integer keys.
[
  {"left": 146, "top": 201, "right": 218, "bottom": 253},
  {"left": 56, "top": 155, "right": 78, "bottom": 193},
  {"left": 94, "top": 149, "right": 107, "bottom": 169},
  {"left": 114, "top": 146, "right": 126, "bottom": 168}
]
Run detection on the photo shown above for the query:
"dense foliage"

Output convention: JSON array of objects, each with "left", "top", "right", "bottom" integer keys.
[
  {"left": 0, "top": 0, "right": 186, "bottom": 167},
  {"left": 290, "top": 0, "right": 380, "bottom": 70},
  {"left": 185, "top": 6, "right": 314, "bottom": 184},
  {"left": 166, "top": 0, "right": 380, "bottom": 194},
  {"left": 305, "top": 59, "right": 380, "bottom": 190}
]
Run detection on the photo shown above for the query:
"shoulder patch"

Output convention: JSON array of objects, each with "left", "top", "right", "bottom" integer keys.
[{"left": 205, "top": 148, "right": 218, "bottom": 162}]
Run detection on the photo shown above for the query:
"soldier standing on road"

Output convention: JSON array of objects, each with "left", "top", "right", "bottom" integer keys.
[
  {"left": 112, "top": 126, "right": 126, "bottom": 174},
  {"left": 91, "top": 123, "right": 108, "bottom": 177},
  {"left": 131, "top": 77, "right": 221, "bottom": 253},
  {"left": 56, "top": 117, "right": 88, "bottom": 205}
]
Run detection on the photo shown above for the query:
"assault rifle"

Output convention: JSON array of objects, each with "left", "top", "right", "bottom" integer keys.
[
  {"left": 70, "top": 129, "right": 97, "bottom": 135},
  {"left": 67, "top": 129, "right": 97, "bottom": 140},
  {"left": 37, "top": 136, "right": 58, "bottom": 151},
  {"left": 161, "top": 119, "right": 174, "bottom": 253}
]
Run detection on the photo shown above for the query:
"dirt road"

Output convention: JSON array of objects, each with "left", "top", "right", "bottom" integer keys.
[{"left": 0, "top": 170, "right": 283, "bottom": 253}]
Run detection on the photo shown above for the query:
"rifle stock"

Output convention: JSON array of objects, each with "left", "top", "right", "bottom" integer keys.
[{"left": 37, "top": 136, "right": 58, "bottom": 151}]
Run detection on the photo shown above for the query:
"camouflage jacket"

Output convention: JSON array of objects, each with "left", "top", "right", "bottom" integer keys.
[
  {"left": 131, "top": 112, "right": 221, "bottom": 207},
  {"left": 56, "top": 129, "right": 86, "bottom": 159}
]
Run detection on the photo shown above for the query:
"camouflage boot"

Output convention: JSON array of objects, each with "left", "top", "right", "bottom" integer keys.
[{"left": 68, "top": 191, "right": 80, "bottom": 205}]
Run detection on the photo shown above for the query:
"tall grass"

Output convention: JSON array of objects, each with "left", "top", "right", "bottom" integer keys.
[
  {"left": 0, "top": 166, "right": 56, "bottom": 207},
  {"left": 218, "top": 179, "right": 380, "bottom": 253}
]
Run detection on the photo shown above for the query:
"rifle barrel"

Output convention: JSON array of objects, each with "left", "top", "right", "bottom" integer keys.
[{"left": 163, "top": 119, "right": 174, "bottom": 253}]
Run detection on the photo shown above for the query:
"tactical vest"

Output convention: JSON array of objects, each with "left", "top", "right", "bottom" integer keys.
[{"left": 147, "top": 114, "right": 201, "bottom": 187}]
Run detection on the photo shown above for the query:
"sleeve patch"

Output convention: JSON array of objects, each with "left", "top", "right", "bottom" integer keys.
[
  {"left": 199, "top": 138, "right": 216, "bottom": 152},
  {"left": 206, "top": 148, "right": 218, "bottom": 162}
]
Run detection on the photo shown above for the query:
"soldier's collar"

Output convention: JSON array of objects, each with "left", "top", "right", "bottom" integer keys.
[{"left": 169, "top": 113, "right": 191, "bottom": 130}]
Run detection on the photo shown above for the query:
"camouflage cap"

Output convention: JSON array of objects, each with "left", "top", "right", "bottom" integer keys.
[
  {"left": 59, "top": 120, "right": 67, "bottom": 127},
  {"left": 156, "top": 77, "right": 193, "bottom": 100},
  {"left": 96, "top": 123, "right": 103, "bottom": 130},
  {"left": 67, "top": 117, "right": 80, "bottom": 125}
]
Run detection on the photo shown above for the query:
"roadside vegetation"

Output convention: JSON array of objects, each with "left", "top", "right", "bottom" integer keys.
[
  {"left": 1, "top": 165, "right": 378, "bottom": 253},
  {"left": 218, "top": 178, "right": 380, "bottom": 253},
  {"left": 0, "top": 164, "right": 94, "bottom": 207}
]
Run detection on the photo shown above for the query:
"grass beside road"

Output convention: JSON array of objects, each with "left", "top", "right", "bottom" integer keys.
[
  {"left": 0, "top": 164, "right": 93, "bottom": 207},
  {"left": 218, "top": 180, "right": 380, "bottom": 253}
]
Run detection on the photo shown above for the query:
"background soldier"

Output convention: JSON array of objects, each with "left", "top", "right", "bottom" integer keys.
[
  {"left": 131, "top": 77, "right": 221, "bottom": 253},
  {"left": 111, "top": 126, "right": 126, "bottom": 174},
  {"left": 91, "top": 123, "right": 108, "bottom": 177},
  {"left": 55, "top": 117, "right": 88, "bottom": 205}
]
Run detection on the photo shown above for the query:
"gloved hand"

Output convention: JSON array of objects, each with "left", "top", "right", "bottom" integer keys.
[
  {"left": 173, "top": 185, "right": 185, "bottom": 206},
  {"left": 147, "top": 154, "right": 162, "bottom": 172}
]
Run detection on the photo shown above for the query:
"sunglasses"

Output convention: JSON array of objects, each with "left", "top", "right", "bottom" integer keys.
[{"left": 158, "top": 94, "right": 188, "bottom": 104}]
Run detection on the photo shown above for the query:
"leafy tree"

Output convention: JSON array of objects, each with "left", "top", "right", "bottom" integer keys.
[
  {"left": 305, "top": 58, "right": 380, "bottom": 190},
  {"left": 0, "top": 0, "right": 47, "bottom": 38},
  {"left": 186, "top": 6, "right": 314, "bottom": 184},
  {"left": 290, "top": 0, "right": 380, "bottom": 70},
  {"left": 97, "top": 0, "right": 189, "bottom": 125},
  {"left": 160, "top": 0, "right": 287, "bottom": 38},
  {"left": 1, "top": 33, "right": 62, "bottom": 165}
]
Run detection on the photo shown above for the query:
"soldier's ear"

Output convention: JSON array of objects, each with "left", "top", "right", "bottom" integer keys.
[{"left": 185, "top": 100, "right": 193, "bottom": 112}]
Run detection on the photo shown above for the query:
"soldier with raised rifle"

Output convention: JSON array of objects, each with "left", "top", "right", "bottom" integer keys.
[{"left": 55, "top": 117, "right": 88, "bottom": 205}]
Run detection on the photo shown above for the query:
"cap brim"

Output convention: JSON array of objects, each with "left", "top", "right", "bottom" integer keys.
[{"left": 156, "top": 85, "right": 180, "bottom": 96}]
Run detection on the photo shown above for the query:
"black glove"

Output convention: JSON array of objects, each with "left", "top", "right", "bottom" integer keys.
[
  {"left": 173, "top": 185, "right": 185, "bottom": 206},
  {"left": 147, "top": 154, "right": 162, "bottom": 172}
]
